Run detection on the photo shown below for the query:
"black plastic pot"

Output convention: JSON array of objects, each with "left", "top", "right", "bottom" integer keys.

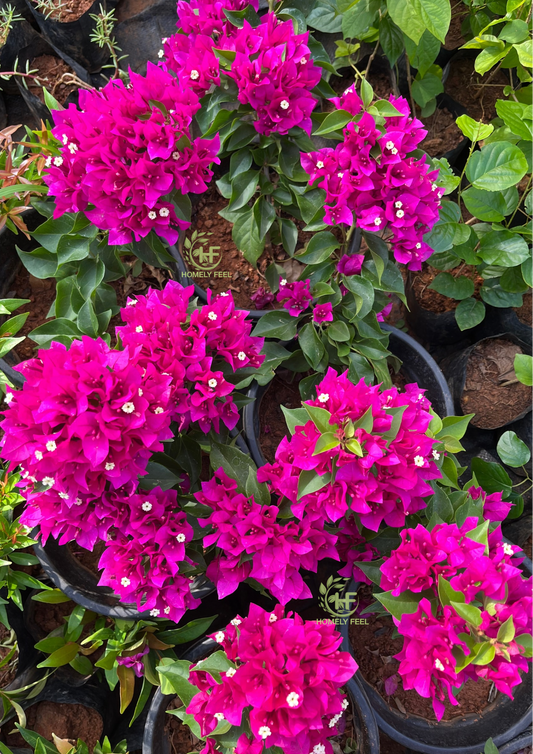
[
  {"left": 0, "top": 590, "right": 45, "bottom": 698},
  {"left": 243, "top": 325, "right": 454, "bottom": 468},
  {"left": 171, "top": 229, "right": 362, "bottom": 321},
  {"left": 142, "top": 639, "right": 380, "bottom": 754},
  {"left": 341, "top": 551, "right": 533, "bottom": 754},
  {"left": 404, "top": 271, "right": 468, "bottom": 348},
  {"left": 114, "top": 0, "right": 183, "bottom": 75},
  {"left": 442, "top": 333, "right": 532, "bottom": 431},
  {"left": 480, "top": 305, "right": 532, "bottom": 352},
  {"left": 24, "top": 0, "right": 117, "bottom": 73}
]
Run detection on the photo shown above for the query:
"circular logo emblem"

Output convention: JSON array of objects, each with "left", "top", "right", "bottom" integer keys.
[
  {"left": 183, "top": 232, "right": 221, "bottom": 271},
  {"left": 319, "top": 576, "right": 359, "bottom": 618}
]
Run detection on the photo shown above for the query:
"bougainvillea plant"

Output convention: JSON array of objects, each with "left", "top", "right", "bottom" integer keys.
[
  {"left": 364, "top": 518, "right": 532, "bottom": 720},
  {"left": 156, "top": 603, "right": 358, "bottom": 754}
]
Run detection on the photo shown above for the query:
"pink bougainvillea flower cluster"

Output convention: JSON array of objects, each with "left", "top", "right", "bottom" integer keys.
[
  {"left": 381, "top": 519, "right": 532, "bottom": 720},
  {"left": 98, "top": 486, "right": 201, "bottom": 622},
  {"left": 186, "top": 603, "right": 358, "bottom": 754},
  {"left": 164, "top": 10, "right": 321, "bottom": 135},
  {"left": 301, "top": 88, "right": 444, "bottom": 270},
  {"left": 276, "top": 277, "right": 313, "bottom": 316},
  {"left": 195, "top": 468, "right": 337, "bottom": 603},
  {"left": 468, "top": 485, "right": 513, "bottom": 523},
  {"left": 1, "top": 337, "right": 173, "bottom": 550},
  {"left": 117, "top": 281, "right": 265, "bottom": 434},
  {"left": 44, "top": 63, "right": 220, "bottom": 245},
  {"left": 258, "top": 368, "right": 441, "bottom": 534}
]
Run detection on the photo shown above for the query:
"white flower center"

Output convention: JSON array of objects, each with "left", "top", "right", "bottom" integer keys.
[
  {"left": 286, "top": 692, "right": 300, "bottom": 707},
  {"left": 215, "top": 631, "right": 225, "bottom": 643},
  {"left": 394, "top": 201, "right": 403, "bottom": 209},
  {"left": 42, "top": 476, "right": 55, "bottom": 487},
  {"left": 154, "top": 407, "right": 164, "bottom": 414},
  {"left": 172, "top": 151, "right": 180, "bottom": 160},
  {"left": 318, "top": 393, "right": 329, "bottom": 404},
  {"left": 190, "top": 69, "right": 200, "bottom": 80},
  {"left": 61, "top": 134, "right": 68, "bottom": 145},
  {"left": 176, "top": 533, "right": 186, "bottom": 543},
  {"left": 150, "top": 608, "right": 160, "bottom": 617},
  {"left": 68, "top": 143, "right": 78, "bottom": 154},
  {"left": 121, "top": 402, "right": 135, "bottom": 414},
  {"left": 237, "top": 351, "right": 246, "bottom": 361},
  {"left": 268, "top": 614, "right": 277, "bottom": 623},
  {"left": 316, "top": 161, "right": 324, "bottom": 169},
  {"left": 415, "top": 243, "right": 421, "bottom": 249},
  {"left": 386, "top": 141, "right": 394, "bottom": 150},
  {"left": 300, "top": 57, "right": 307, "bottom": 64},
  {"left": 135, "top": 325, "right": 143, "bottom": 333},
  {"left": 46, "top": 440, "right": 57, "bottom": 452},
  {"left": 373, "top": 217, "right": 382, "bottom": 226},
  {"left": 414, "top": 455, "right": 424, "bottom": 467},
  {"left": 391, "top": 147, "right": 398, "bottom": 155},
  {"left": 35, "top": 450, "right": 43, "bottom": 461},
  {"left": 503, "top": 543, "right": 514, "bottom": 555},
  {"left": 105, "top": 462, "right": 115, "bottom": 471},
  {"left": 208, "top": 378, "right": 218, "bottom": 388},
  {"left": 53, "top": 157, "right": 63, "bottom": 167},
  {"left": 208, "top": 311, "right": 217, "bottom": 321},
  {"left": 127, "top": 299, "right": 137, "bottom": 306},
  {"left": 121, "top": 577, "right": 131, "bottom": 587},
  {"left": 434, "top": 658, "right": 445, "bottom": 671},
  {"left": 164, "top": 606, "right": 171, "bottom": 614},
  {"left": 432, "top": 450, "right": 440, "bottom": 461},
  {"left": 159, "top": 207, "right": 170, "bottom": 217},
  {"left": 148, "top": 211, "right": 157, "bottom": 220},
  {"left": 157, "top": 49, "right": 164, "bottom": 58},
  {"left": 259, "top": 727, "right": 271, "bottom": 740},
  {"left": 230, "top": 618, "right": 241, "bottom": 626},
  {"left": 280, "top": 99, "right": 290, "bottom": 110},
  {"left": 142, "top": 502, "right": 153, "bottom": 512},
  {"left": 312, "top": 746, "right": 326, "bottom": 754},
  {"left": 74, "top": 497, "right": 82, "bottom": 506},
  {"left": 214, "top": 713, "right": 224, "bottom": 721},
  {"left": 5, "top": 392, "right": 13, "bottom": 405},
  {"left": 226, "top": 667, "right": 236, "bottom": 677},
  {"left": 396, "top": 209, "right": 404, "bottom": 218}
]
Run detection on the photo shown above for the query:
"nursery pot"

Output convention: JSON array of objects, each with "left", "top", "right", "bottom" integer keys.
[
  {"left": 170, "top": 228, "right": 362, "bottom": 320},
  {"left": 480, "top": 302, "right": 532, "bottom": 352},
  {"left": 442, "top": 333, "right": 532, "bottom": 431},
  {"left": 243, "top": 325, "right": 454, "bottom": 469},
  {"left": 404, "top": 270, "right": 469, "bottom": 348},
  {"left": 142, "top": 639, "right": 380, "bottom": 754},
  {"left": 24, "top": 0, "right": 118, "bottom": 73},
  {"left": 340, "top": 550, "right": 533, "bottom": 754}
]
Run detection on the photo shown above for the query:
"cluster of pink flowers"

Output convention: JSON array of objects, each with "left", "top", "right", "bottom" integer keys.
[
  {"left": 258, "top": 368, "right": 441, "bottom": 532},
  {"left": 1, "top": 337, "right": 173, "bottom": 550},
  {"left": 196, "top": 469, "right": 337, "bottom": 603},
  {"left": 186, "top": 603, "right": 358, "bottom": 754},
  {"left": 98, "top": 486, "right": 201, "bottom": 622},
  {"left": 468, "top": 486, "right": 513, "bottom": 522},
  {"left": 165, "top": 10, "right": 321, "bottom": 135},
  {"left": 381, "top": 519, "right": 532, "bottom": 720},
  {"left": 277, "top": 277, "right": 313, "bottom": 316},
  {"left": 301, "top": 88, "right": 444, "bottom": 270},
  {"left": 117, "top": 281, "right": 264, "bottom": 434},
  {"left": 44, "top": 63, "right": 220, "bottom": 245}
]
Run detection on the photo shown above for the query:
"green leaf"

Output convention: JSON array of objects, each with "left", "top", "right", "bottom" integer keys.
[
  {"left": 451, "top": 601, "right": 482, "bottom": 627},
  {"left": 313, "top": 109, "right": 353, "bottom": 135},
  {"left": 462, "top": 187, "right": 507, "bottom": 222},
  {"left": 480, "top": 281, "right": 523, "bottom": 308},
  {"left": 497, "top": 615, "right": 515, "bottom": 644},
  {"left": 17, "top": 246, "right": 58, "bottom": 279},
  {"left": 252, "top": 311, "right": 298, "bottom": 339},
  {"left": 429, "top": 272, "right": 474, "bottom": 300},
  {"left": 412, "top": 69, "right": 443, "bottom": 107},
  {"left": 436, "top": 414, "right": 473, "bottom": 441},
  {"left": 157, "top": 659, "right": 198, "bottom": 705},
  {"left": 139, "top": 462, "right": 182, "bottom": 492},
  {"left": 471, "top": 642, "right": 496, "bottom": 665},
  {"left": 375, "top": 589, "right": 425, "bottom": 620},
  {"left": 379, "top": 15, "right": 404, "bottom": 65},
  {"left": 438, "top": 575, "right": 465, "bottom": 607},
  {"left": 299, "top": 323, "right": 325, "bottom": 370},
  {"left": 327, "top": 320, "right": 351, "bottom": 342},
  {"left": 229, "top": 150, "right": 253, "bottom": 180},
  {"left": 37, "top": 641, "right": 80, "bottom": 668},
  {"left": 471, "top": 457, "right": 513, "bottom": 496},
  {"left": 355, "top": 559, "right": 385, "bottom": 586},
  {"left": 210, "top": 443, "right": 259, "bottom": 496},
  {"left": 232, "top": 209, "right": 264, "bottom": 267},
  {"left": 313, "top": 432, "right": 341, "bottom": 455},
  {"left": 306, "top": 0, "right": 342, "bottom": 32},
  {"left": 515, "top": 39, "right": 533, "bottom": 68},
  {"left": 455, "top": 298, "right": 486, "bottom": 330},
  {"left": 455, "top": 115, "right": 494, "bottom": 142},
  {"left": 304, "top": 404, "right": 334, "bottom": 433},
  {"left": 497, "top": 430, "right": 531, "bottom": 467},
  {"left": 296, "top": 189, "right": 327, "bottom": 225},
  {"left": 387, "top": 0, "right": 450, "bottom": 43},
  {"left": 466, "top": 142, "right": 528, "bottom": 191},
  {"left": 32, "top": 214, "right": 76, "bottom": 253},
  {"left": 77, "top": 300, "right": 99, "bottom": 337},
  {"left": 279, "top": 218, "right": 298, "bottom": 256},
  {"left": 515, "top": 633, "right": 533, "bottom": 657},
  {"left": 514, "top": 353, "right": 532, "bottom": 385},
  {"left": 296, "top": 231, "right": 339, "bottom": 264},
  {"left": 280, "top": 406, "right": 309, "bottom": 435},
  {"left": 70, "top": 654, "right": 94, "bottom": 676},
  {"left": 34, "top": 636, "right": 67, "bottom": 654},
  {"left": 484, "top": 738, "right": 499, "bottom": 754},
  {"left": 228, "top": 170, "right": 259, "bottom": 211},
  {"left": 495, "top": 100, "right": 532, "bottom": 141},
  {"left": 297, "top": 469, "right": 331, "bottom": 499},
  {"left": 478, "top": 230, "right": 530, "bottom": 267},
  {"left": 245, "top": 465, "right": 270, "bottom": 507},
  {"left": 157, "top": 616, "right": 217, "bottom": 646},
  {"left": 32, "top": 588, "right": 70, "bottom": 604},
  {"left": 29, "top": 318, "right": 82, "bottom": 348},
  {"left": 253, "top": 197, "right": 276, "bottom": 241}
]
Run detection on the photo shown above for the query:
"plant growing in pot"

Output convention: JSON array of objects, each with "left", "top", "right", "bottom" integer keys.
[
  {"left": 150, "top": 603, "right": 365, "bottom": 754},
  {"left": 5, "top": 732, "right": 128, "bottom": 754},
  {"left": 343, "top": 499, "right": 532, "bottom": 754}
]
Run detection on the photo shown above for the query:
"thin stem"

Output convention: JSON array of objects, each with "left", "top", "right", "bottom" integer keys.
[
  {"left": 457, "top": 138, "right": 477, "bottom": 216},
  {"left": 507, "top": 174, "right": 532, "bottom": 227},
  {"left": 475, "top": 61, "right": 503, "bottom": 99},
  {"left": 365, "top": 39, "right": 380, "bottom": 82},
  {"left": 405, "top": 56, "right": 416, "bottom": 118}
]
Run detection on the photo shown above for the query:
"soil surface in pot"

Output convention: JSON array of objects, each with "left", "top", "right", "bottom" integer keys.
[
  {"left": 259, "top": 373, "right": 303, "bottom": 464},
  {"left": 445, "top": 57, "right": 507, "bottom": 124},
  {"left": 0, "top": 623, "right": 18, "bottom": 688},
  {"left": 29, "top": 55, "right": 78, "bottom": 105},
  {"left": 514, "top": 290, "right": 532, "bottom": 328},
  {"left": 349, "top": 612, "right": 496, "bottom": 721},
  {"left": 0, "top": 701, "right": 103, "bottom": 752},
  {"left": 32, "top": 0, "right": 94, "bottom": 22},
  {"left": 32, "top": 597, "right": 77, "bottom": 635},
  {"left": 461, "top": 338, "right": 531, "bottom": 429},
  {"left": 411, "top": 263, "right": 483, "bottom": 314},
  {"left": 444, "top": 9, "right": 468, "bottom": 49},
  {"left": 420, "top": 107, "right": 464, "bottom": 157},
  {"left": 182, "top": 184, "right": 312, "bottom": 311},
  {"left": 67, "top": 540, "right": 105, "bottom": 577}
]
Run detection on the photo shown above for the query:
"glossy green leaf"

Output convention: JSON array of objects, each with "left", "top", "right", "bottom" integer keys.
[
  {"left": 429, "top": 272, "right": 474, "bottom": 300},
  {"left": 462, "top": 187, "right": 507, "bottom": 222},
  {"left": 497, "top": 431, "right": 531, "bottom": 467},
  {"left": 466, "top": 141, "right": 528, "bottom": 191},
  {"left": 455, "top": 297, "right": 486, "bottom": 330},
  {"left": 514, "top": 353, "right": 533, "bottom": 385}
]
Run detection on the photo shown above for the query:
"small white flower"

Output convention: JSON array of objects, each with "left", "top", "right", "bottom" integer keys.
[
  {"left": 215, "top": 631, "right": 225, "bottom": 643},
  {"left": 164, "top": 606, "right": 171, "bottom": 615},
  {"left": 4, "top": 392, "right": 13, "bottom": 404},
  {"left": 142, "top": 501, "right": 153, "bottom": 512},
  {"left": 154, "top": 407, "right": 164, "bottom": 414},
  {"left": 159, "top": 207, "right": 170, "bottom": 217},
  {"left": 237, "top": 351, "right": 247, "bottom": 361},
  {"left": 190, "top": 69, "right": 200, "bottom": 80},
  {"left": 394, "top": 201, "right": 403, "bottom": 209},
  {"left": 268, "top": 613, "right": 277, "bottom": 623},
  {"left": 148, "top": 211, "right": 157, "bottom": 220},
  {"left": 342, "top": 698, "right": 349, "bottom": 710},
  {"left": 29, "top": 476, "right": 37, "bottom": 483},
  {"left": 312, "top": 745, "right": 326, "bottom": 754},
  {"left": 46, "top": 440, "right": 57, "bottom": 452},
  {"left": 121, "top": 577, "right": 131, "bottom": 587},
  {"left": 208, "top": 378, "right": 218, "bottom": 388},
  {"left": 414, "top": 455, "right": 425, "bottom": 467},
  {"left": 503, "top": 543, "right": 514, "bottom": 556},
  {"left": 386, "top": 141, "right": 395, "bottom": 150},
  {"left": 230, "top": 618, "right": 241, "bottom": 626},
  {"left": 214, "top": 713, "right": 224, "bottom": 721},
  {"left": 286, "top": 692, "right": 300, "bottom": 708},
  {"left": 127, "top": 299, "right": 137, "bottom": 306},
  {"left": 373, "top": 217, "right": 382, "bottom": 226},
  {"left": 59, "top": 492, "right": 69, "bottom": 500},
  {"left": 158, "top": 49, "right": 164, "bottom": 58},
  {"left": 226, "top": 667, "right": 236, "bottom": 677},
  {"left": 135, "top": 325, "right": 143, "bottom": 333},
  {"left": 74, "top": 497, "right": 82, "bottom": 506},
  {"left": 162, "top": 37, "right": 168, "bottom": 43},
  {"left": 396, "top": 209, "right": 404, "bottom": 219},
  {"left": 53, "top": 156, "right": 63, "bottom": 167},
  {"left": 220, "top": 291, "right": 229, "bottom": 297},
  {"left": 391, "top": 147, "right": 398, "bottom": 155},
  {"left": 121, "top": 402, "right": 135, "bottom": 414},
  {"left": 432, "top": 183, "right": 438, "bottom": 191},
  {"left": 280, "top": 99, "right": 290, "bottom": 110},
  {"left": 105, "top": 462, "right": 115, "bottom": 471},
  {"left": 316, "top": 161, "right": 324, "bottom": 169},
  {"left": 337, "top": 172, "right": 344, "bottom": 178},
  {"left": 318, "top": 393, "right": 329, "bottom": 404},
  {"left": 68, "top": 143, "right": 78, "bottom": 154},
  {"left": 176, "top": 533, "right": 186, "bottom": 543},
  {"left": 61, "top": 134, "right": 69, "bottom": 145},
  {"left": 434, "top": 658, "right": 445, "bottom": 672},
  {"left": 432, "top": 450, "right": 440, "bottom": 461},
  {"left": 42, "top": 476, "right": 55, "bottom": 487},
  {"left": 259, "top": 727, "right": 271, "bottom": 740},
  {"left": 415, "top": 242, "right": 421, "bottom": 249},
  {"left": 300, "top": 57, "right": 307, "bottom": 64},
  {"left": 208, "top": 311, "right": 217, "bottom": 321},
  {"left": 45, "top": 156, "right": 52, "bottom": 167},
  {"left": 138, "top": 388, "right": 143, "bottom": 397},
  {"left": 150, "top": 608, "right": 160, "bottom": 617}
]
